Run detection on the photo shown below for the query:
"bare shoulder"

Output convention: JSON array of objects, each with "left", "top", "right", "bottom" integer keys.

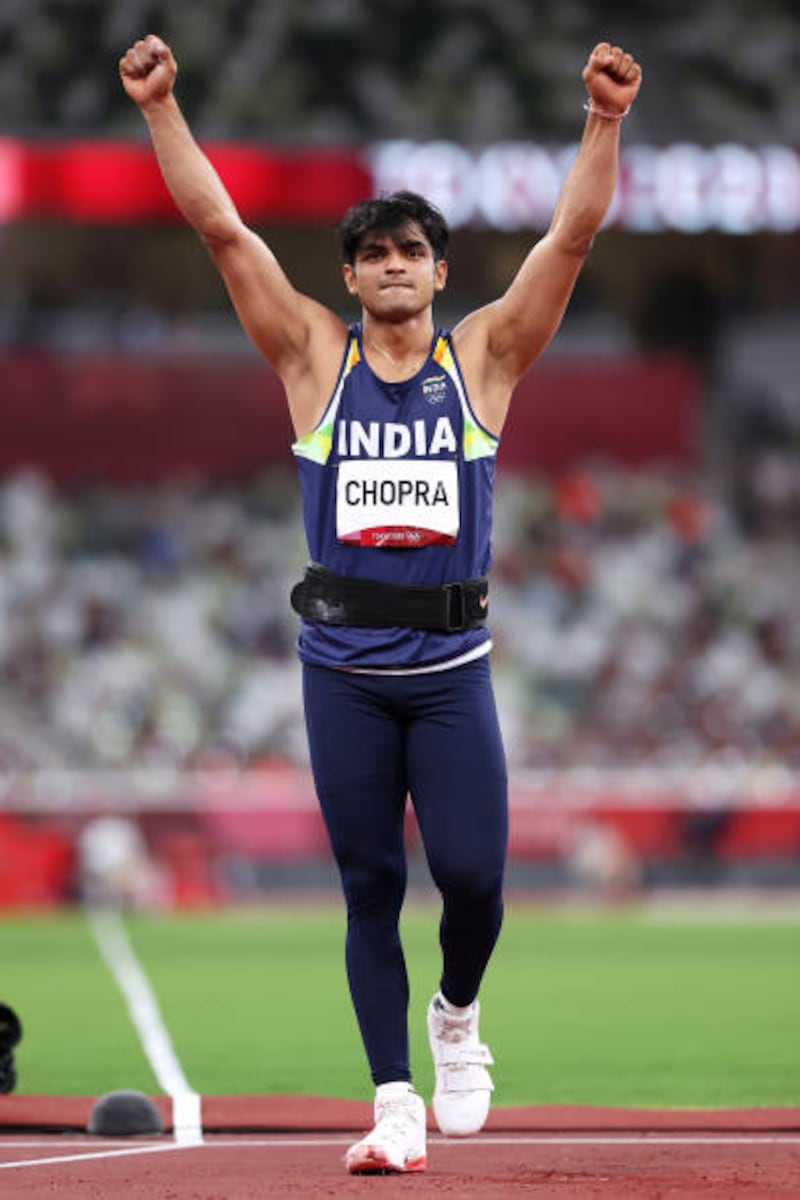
[
  {"left": 451, "top": 303, "right": 516, "bottom": 436},
  {"left": 284, "top": 296, "right": 350, "bottom": 438}
]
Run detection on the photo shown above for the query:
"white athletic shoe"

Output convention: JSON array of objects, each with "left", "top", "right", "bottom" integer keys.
[
  {"left": 345, "top": 1084, "right": 427, "bottom": 1174},
  {"left": 427, "top": 992, "right": 494, "bottom": 1136}
]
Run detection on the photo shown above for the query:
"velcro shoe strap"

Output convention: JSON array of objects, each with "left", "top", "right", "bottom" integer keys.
[
  {"left": 435, "top": 1042, "right": 494, "bottom": 1068},
  {"left": 439, "top": 1063, "right": 495, "bottom": 1093}
]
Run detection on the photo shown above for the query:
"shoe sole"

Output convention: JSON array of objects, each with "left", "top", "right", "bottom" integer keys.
[
  {"left": 346, "top": 1149, "right": 427, "bottom": 1175},
  {"left": 433, "top": 1090, "right": 491, "bottom": 1136}
]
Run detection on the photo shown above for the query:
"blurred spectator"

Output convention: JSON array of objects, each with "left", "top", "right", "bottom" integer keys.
[
  {"left": 78, "top": 815, "right": 168, "bottom": 909},
  {"left": 0, "top": 458, "right": 798, "bottom": 773},
  {"left": 0, "top": 1, "right": 797, "bottom": 144}
]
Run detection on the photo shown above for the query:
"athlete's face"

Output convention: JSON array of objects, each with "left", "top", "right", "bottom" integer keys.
[{"left": 343, "top": 221, "right": 447, "bottom": 320}]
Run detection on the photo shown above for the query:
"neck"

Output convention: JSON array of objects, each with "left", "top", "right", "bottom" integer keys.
[{"left": 362, "top": 321, "right": 433, "bottom": 376}]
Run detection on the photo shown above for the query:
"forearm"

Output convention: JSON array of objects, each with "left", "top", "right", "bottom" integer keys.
[
  {"left": 549, "top": 112, "right": 621, "bottom": 257},
  {"left": 140, "top": 94, "right": 240, "bottom": 245}
]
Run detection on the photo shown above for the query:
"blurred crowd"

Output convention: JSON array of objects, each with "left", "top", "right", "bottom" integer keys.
[
  {"left": 0, "top": 0, "right": 797, "bottom": 144},
  {"left": 1, "top": 448, "right": 798, "bottom": 776}
]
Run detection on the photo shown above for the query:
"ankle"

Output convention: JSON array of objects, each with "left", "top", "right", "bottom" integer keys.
[
  {"left": 375, "top": 1081, "right": 415, "bottom": 1103},
  {"left": 436, "top": 991, "right": 474, "bottom": 1019}
]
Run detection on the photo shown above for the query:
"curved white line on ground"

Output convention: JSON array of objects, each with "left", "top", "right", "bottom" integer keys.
[{"left": 86, "top": 907, "right": 203, "bottom": 1145}]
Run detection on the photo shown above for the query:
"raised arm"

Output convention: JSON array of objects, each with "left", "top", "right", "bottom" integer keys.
[
  {"left": 119, "top": 35, "right": 346, "bottom": 434},
  {"left": 453, "top": 42, "right": 642, "bottom": 433}
]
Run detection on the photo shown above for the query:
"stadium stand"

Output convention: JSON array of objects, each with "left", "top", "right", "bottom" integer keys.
[
  {"left": 0, "top": 0, "right": 798, "bottom": 899},
  {"left": 1, "top": 455, "right": 798, "bottom": 776},
  {"left": 0, "top": 0, "right": 798, "bottom": 143}
]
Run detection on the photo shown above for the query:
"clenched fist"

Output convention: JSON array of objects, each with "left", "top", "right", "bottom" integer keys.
[
  {"left": 119, "top": 35, "right": 177, "bottom": 108},
  {"left": 582, "top": 42, "right": 642, "bottom": 116}
]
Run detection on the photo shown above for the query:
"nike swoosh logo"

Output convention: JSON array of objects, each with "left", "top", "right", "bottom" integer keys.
[{"left": 479, "top": 595, "right": 489, "bottom": 609}]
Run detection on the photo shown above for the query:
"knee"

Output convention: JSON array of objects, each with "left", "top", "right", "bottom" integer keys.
[
  {"left": 430, "top": 853, "right": 504, "bottom": 907},
  {"left": 340, "top": 856, "right": 407, "bottom": 919}
]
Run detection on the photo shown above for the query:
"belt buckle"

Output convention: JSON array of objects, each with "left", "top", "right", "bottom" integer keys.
[{"left": 443, "top": 582, "right": 467, "bottom": 631}]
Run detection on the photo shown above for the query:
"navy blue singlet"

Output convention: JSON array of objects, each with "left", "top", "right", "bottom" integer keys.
[{"left": 292, "top": 325, "right": 500, "bottom": 672}]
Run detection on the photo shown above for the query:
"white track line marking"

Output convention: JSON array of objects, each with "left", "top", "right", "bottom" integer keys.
[
  {"left": 209, "top": 1134, "right": 800, "bottom": 1148},
  {"left": 434, "top": 1135, "right": 800, "bottom": 1147},
  {"left": 3, "top": 1133, "right": 799, "bottom": 1149},
  {"left": 86, "top": 907, "right": 203, "bottom": 1145},
  {"left": 0, "top": 1143, "right": 185, "bottom": 1170},
  {"left": 0, "top": 1139, "right": 165, "bottom": 1148},
  {"left": 2, "top": 1132, "right": 799, "bottom": 1172}
]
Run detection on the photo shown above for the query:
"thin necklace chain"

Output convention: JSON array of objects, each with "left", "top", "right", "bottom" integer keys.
[{"left": 367, "top": 335, "right": 428, "bottom": 371}]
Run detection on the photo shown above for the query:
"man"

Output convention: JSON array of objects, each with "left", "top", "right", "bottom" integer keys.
[{"left": 120, "top": 36, "right": 641, "bottom": 1174}]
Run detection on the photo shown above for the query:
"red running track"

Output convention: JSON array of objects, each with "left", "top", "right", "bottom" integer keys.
[{"left": 1, "top": 1097, "right": 799, "bottom": 1198}]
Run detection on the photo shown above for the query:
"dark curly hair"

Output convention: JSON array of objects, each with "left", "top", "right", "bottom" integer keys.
[{"left": 337, "top": 191, "right": 450, "bottom": 265}]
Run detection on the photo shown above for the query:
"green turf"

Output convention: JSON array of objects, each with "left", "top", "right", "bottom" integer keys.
[
  {"left": 481, "top": 905, "right": 800, "bottom": 1107},
  {"left": 0, "top": 912, "right": 159, "bottom": 1094},
  {"left": 4, "top": 903, "right": 799, "bottom": 1106}
]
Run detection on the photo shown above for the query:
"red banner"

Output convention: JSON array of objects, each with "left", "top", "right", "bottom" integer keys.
[
  {"left": 0, "top": 354, "right": 698, "bottom": 483},
  {"left": 0, "top": 138, "right": 372, "bottom": 223}
]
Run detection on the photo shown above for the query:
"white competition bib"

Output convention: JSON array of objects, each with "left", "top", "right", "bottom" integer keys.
[{"left": 336, "top": 458, "right": 459, "bottom": 548}]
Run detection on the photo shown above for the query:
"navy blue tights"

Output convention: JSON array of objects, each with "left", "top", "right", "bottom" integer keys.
[{"left": 302, "top": 656, "right": 508, "bottom": 1086}]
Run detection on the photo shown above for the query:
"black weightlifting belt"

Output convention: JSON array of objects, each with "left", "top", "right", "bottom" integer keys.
[{"left": 291, "top": 564, "right": 489, "bottom": 632}]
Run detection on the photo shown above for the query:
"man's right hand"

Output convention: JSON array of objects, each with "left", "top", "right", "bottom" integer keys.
[{"left": 119, "top": 35, "right": 177, "bottom": 108}]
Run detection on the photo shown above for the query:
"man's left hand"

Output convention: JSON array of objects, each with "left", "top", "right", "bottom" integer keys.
[{"left": 582, "top": 42, "right": 642, "bottom": 115}]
